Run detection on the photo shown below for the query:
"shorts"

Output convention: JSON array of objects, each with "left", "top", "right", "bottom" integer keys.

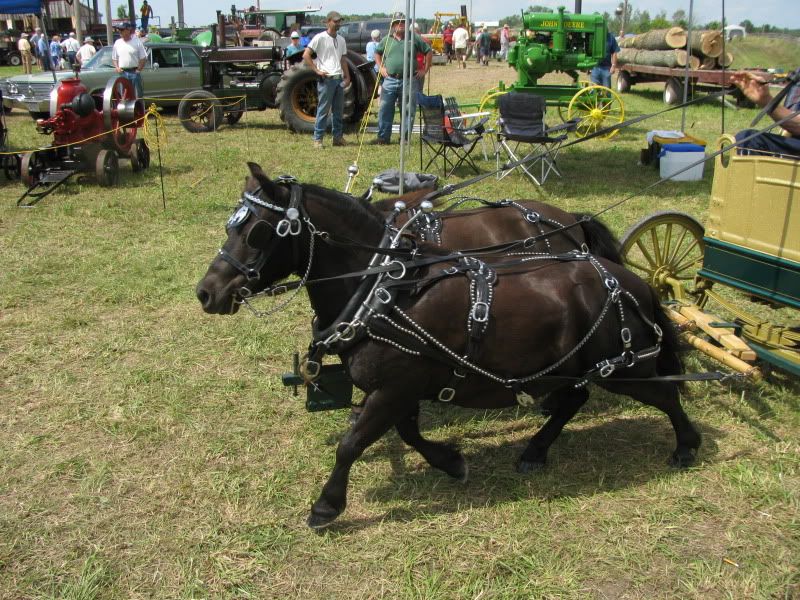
[{"left": 455, "top": 47, "right": 467, "bottom": 60}]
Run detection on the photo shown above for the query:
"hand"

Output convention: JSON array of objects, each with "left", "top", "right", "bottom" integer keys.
[
  {"left": 730, "top": 71, "right": 772, "bottom": 108},
  {"left": 317, "top": 70, "right": 327, "bottom": 78},
  {"left": 415, "top": 69, "right": 426, "bottom": 80},
  {"left": 379, "top": 66, "right": 387, "bottom": 77},
  {"left": 115, "top": 66, "right": 122, "bottom": 73}
]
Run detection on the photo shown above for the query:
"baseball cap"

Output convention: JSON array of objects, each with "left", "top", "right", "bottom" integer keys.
[
  {"left": 391, "top": 12, "right": 406, "bottom": 24},
  {"left": 290, "top": 31, "right": 300, "bottom": 38},
  {"left": 326, "top": 11, "right": 342, "bottom": 21}
]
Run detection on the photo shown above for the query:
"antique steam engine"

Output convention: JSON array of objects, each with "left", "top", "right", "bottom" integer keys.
[{"left": 18, "top": 74, "right": 150, "bottom": 206}]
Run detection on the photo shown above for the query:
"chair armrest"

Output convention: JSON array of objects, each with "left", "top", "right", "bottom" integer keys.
[{"left": 547, "top": 118, "right": 579, "bottom": 134}]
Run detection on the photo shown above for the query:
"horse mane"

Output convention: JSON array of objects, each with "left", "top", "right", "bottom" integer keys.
[{"left": 303, "top": 183, "right": 387, "bottom": 230}]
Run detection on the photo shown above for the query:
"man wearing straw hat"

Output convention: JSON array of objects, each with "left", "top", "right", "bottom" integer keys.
[{"left": 373, "top": 12, "right": 432, "bottom": 145}]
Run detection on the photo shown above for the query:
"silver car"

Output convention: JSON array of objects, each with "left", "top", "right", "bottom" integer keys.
[{"left": 0, "top": 42, "right": 202, "bottom": 118}]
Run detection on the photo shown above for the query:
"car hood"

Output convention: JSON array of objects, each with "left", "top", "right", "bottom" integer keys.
[{"left": 2, "top": 68, "right": 113, "bottom": 85}]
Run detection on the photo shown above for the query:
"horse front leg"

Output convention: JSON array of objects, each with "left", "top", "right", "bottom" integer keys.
[
  {"left": 395, "top": 404, "right": 468, "bottom": 481},
  {"left": 517, "top": 386, "right": 589, "bottom": 473},
  {"left": 308, "top": 389, "right": 401, "bottom": 529}
]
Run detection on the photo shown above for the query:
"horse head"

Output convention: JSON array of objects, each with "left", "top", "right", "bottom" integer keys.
[{"left": 196, "top": 163, "right": 303, "bottom": 314}]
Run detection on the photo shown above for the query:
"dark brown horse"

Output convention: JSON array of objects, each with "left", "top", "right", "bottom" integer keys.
[{"left": 197, "top": 165, "right": 701, "bottom": 529}]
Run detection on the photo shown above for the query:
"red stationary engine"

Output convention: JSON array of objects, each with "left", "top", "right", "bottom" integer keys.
[{"left": 18, "top": 74, "right": 150, "bottom": 206}]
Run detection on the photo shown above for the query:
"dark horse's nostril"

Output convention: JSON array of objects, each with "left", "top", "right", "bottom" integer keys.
[{"left": 196, "top": 287, "right": 211, "bottom": 307}]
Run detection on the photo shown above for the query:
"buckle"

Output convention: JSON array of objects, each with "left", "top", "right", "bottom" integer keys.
[
  {"left": 598, "top": 362, "right": 614, "bottom": 378},
  {"left": 374, "top": 287, "right": 392, "bottom": 305},
  {"left": 438, "top": 387, "right": 455, "bottom": 402},
  {"left": 386, "top": 260, "right": 407, "bottom": 280},
  {"left": 620, "top": 327, "right": 632, "bottom": 346},
  {"left": 524, "top": 211, "right": 540, "bottom": 224},
  {"left": 471, "top": 301, "right": 489, "bottom": 323}
]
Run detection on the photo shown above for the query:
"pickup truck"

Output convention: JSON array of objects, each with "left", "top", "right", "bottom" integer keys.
[{"left": 338, "top": 19, "right": 392, "bottom": 54}]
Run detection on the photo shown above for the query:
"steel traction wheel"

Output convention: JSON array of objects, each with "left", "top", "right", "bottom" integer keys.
[
  {"left": 21, "top": 151, "right": 43, "bottom": 188},
  {"left": 620, "top": 211, "right": 707, "bottom": 303},
  {"left": 96, "top": 149, "right": 119, "bottom": 186},
  {"left": 178, "top": 90, "right": 223, "bottom": 133},
  {"left": 567, "top": 85, "right": 625, "bottom": 139}
]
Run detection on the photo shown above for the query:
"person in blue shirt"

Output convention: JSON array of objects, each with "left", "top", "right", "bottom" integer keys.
[
  {"left": 36, "top": 32, "right": 50, "bottom": 70},
  {"left": 285, "top": 30, "right": 304, "bottom": 61},
  {"left": 365, "top": 29, "right": 381, "bottom": 73},
  {"left": 49, "top": 35, "right": 63, "bottom": 71},
  {"left": 590, "top": 30, "right": 619, "bottom": 89},
  {"left": 732, "top": 68, "right": 800, "bottom": 158}
]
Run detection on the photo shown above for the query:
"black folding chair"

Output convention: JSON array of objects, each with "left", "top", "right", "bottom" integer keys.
[
  {"left": 417, "top": 92, "right": 486, "bottom": 177},
  {"left": 495, "top": 92, "right": 576, "bottom": 185}
]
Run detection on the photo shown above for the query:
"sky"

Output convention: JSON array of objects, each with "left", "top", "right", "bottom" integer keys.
[{"left": 136, "top": 0, "right": 800, "bottom": 30}]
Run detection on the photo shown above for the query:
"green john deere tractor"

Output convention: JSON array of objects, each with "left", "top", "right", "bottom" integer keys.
[{"left": 481, "top": 6, "right": 625, "bottom": 138}]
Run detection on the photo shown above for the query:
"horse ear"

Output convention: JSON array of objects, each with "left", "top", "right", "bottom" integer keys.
[
  {"left": 246, "top": 220, "right": 272, "bottom": 249},
  {"left": 247, "top": 162, "right": 283, "bottom": 200}
]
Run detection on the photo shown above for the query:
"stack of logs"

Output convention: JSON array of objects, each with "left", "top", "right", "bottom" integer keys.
[{"left": 617, "top": 28, "right": 733, "bottom": 70}]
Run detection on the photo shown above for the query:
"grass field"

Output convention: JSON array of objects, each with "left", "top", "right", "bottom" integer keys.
[{"left": 1, "top": 60, "right": 799, "bottom": 599}]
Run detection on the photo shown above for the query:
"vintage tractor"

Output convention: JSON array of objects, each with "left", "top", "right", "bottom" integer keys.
[
  {"left": 177, "top": 40, "right": 378, "bottom": 135},
  {"left": 17, "top": 74, "right": 150, "bottom": 206},
  {"left": 482, "top": 6, "right": 625, "bottom": 138}
]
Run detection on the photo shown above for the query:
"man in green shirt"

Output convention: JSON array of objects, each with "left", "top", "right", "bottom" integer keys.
[{"left": 373, "top": 12, "right": 432, "bottom": 144}]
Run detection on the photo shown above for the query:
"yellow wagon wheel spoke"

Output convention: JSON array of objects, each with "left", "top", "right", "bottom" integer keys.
[
  {"left": 567, "top": 85, "right": 625, "bottom": 139},
  {"left": 620, "top": 212, "right": 707, "bottom": 303}
]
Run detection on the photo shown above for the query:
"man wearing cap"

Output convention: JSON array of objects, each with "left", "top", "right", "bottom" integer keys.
[
  {"left": 285, "top": 30, "right": 304, "bottom": 61},
  {"left": 17, "top": 32, "right": 32, "bottom": 74},
  {"left": 35, "top": 30, "right": 50, "bottom": 70},
  {"left": 373, "top": 13, "right": 432, "bottom": 145},
  {"left": 303, "top": 11, "right": 350, "bottom": 148},
  {"left": 77, "top": 36, "right": 97, "bottom": 66},
  {"left": 112, "top": 22, "right": 147, "bottom": 98}
]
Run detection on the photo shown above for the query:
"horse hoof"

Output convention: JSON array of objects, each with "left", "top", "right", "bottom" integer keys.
[
  {"left": 669, "top": 449, "right": 696, "bottom": 469},
  {"left": 307, "top": 500, "right": 342, "bottom": 530},
  {"left": 517, "top": 458, "right": 546, "bottom": 474}
]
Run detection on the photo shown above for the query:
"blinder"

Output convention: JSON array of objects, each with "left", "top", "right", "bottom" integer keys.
[{"left": 217, "top": 178, "right": 306, "bottom": 288}]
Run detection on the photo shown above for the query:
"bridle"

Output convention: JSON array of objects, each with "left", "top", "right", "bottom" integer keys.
[{"left": 217, "top": 176, "right": 319, "bottom": 311}]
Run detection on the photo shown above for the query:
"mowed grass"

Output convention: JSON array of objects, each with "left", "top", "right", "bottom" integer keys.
[{"left": 1, "top": 62, "right": 799, "bottom": 599}]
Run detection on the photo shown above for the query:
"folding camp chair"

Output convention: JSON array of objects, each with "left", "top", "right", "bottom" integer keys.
[
  {"left": 417, "top": 92, "right": 487, "bottom": 177},
  {"left": 495, "top": 92, "right": 576, "bottom": 185},
  {"left": 444, "top": 96, "right": 493, "bottom": 160}
]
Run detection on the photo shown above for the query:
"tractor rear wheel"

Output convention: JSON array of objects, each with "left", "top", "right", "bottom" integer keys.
[
  {"left": 96, "top": 149, "right": 119, "bottom": 187},
  {"left": 276, "top": 66, "right": 357, "bottom": 134},
  {"left": 178, "top": 90, "right": 223, "bottom": 133},
  {"left": 8, "top": 52, "right": 21, "bottom": 67}
]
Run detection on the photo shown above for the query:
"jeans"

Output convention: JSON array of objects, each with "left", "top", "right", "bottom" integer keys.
[
  {"left": 141, "top": 17, "right": 149, "bottom": 31},
  {"left": 590, "top": 66, "right": 612, "bottom": 88},
  {"left": 377, "top": 76, "right": 419, "bottom": 142},
  {"left": 121, "top": 70, "right": 144, "bottom": 98},
  {"left": 735, "top": 129, "right": 800, "bottom": 158},
  {"left": 314, "top": 76, "right": 344, "bottom": 141}
]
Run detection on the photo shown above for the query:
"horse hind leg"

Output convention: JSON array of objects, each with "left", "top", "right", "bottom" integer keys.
[
  {"left": 395, "top": 405, "right": 468, "bottom": 482},
  {"left": 616, "top": 381, "right": 701, "bottom": 468},
  {"left": 518, "top": 386, "right": 589, "bottom": 473}
]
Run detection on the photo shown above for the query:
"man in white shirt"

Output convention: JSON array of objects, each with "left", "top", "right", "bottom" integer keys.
[
  {"left": 452, "top": 24, "right": 469, "bottom": 69},
  {"left": 63, "top": 32, "right": 80, "bottom": 66},
  {"left": 303, "top": 10, "right": 350, "bottom": 148},
  {"left": 112, "top": 22, "right": 147, "bottom": 98},
  {"left": 77, "top": 37, "right": 96, "bottom": 66}
]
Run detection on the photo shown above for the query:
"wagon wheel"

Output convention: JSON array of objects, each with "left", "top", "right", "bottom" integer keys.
[
  {"left": 130, "top": 139, "right": 150, "bottom": 172},
  {"left": 567, "top": 85, "right": 625, "bottom": 139},
  {"left": 20, "top": 151, "right": 44, "bottom": 188},
  {"left": 620, "top": 211, "right": 708, "bottom": 304},
  {"left": 103, "top": 77, "right": 143, "bottom": 153},
  {"left": 95, "top": 149, "right": 119, "bottom": 187}
]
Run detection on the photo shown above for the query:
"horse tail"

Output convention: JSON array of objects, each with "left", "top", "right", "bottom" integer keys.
[
  {"left": 573, "top": 214, "right": 623, "bottom": 264},
  {"left": 650, "top": 288, "right": 685, "bottom": 385}
]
